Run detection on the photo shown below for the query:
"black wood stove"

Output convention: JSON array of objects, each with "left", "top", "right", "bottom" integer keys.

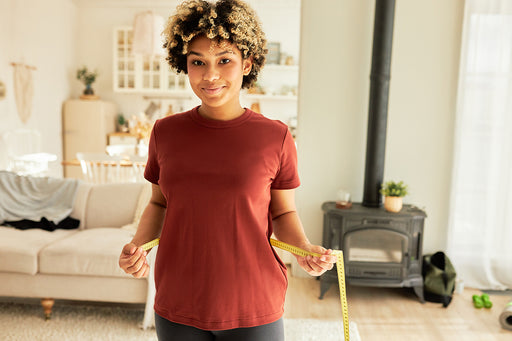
[{"left": 320, "top": 203, "right": 426, "bottom": 302}]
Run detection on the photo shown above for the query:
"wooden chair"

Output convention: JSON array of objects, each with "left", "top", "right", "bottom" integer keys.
[
  {"left": 76, "top": 153, "right": 125, "bottom": 184},
  {"left": 128, "top": 155, "right": 147, "bottom": 183}
]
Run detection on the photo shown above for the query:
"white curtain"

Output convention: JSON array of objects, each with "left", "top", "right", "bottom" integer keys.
[{"left": 447, "top": 0, "right": 512, "bottom": 290}]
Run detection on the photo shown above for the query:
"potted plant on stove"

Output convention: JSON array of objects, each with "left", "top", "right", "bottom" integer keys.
[{"left": 380, "top": 180, "right": 408, "bottom": 213}]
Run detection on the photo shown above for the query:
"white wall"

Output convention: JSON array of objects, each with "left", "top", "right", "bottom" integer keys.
[
  {"left": 0, "top": 0, "right": 77, "bottom": 176},
  {"left": 296, "top": 0, "right": 464, "bottom": 269}
]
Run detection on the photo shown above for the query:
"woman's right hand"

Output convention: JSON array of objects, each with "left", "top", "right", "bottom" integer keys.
[{"left": 119, "top": 243, "right": 150, "bottom": 278}]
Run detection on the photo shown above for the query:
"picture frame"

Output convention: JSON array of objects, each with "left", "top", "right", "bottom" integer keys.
[{"left": 267, "top": 42, "right": 281, "bottom": 65}]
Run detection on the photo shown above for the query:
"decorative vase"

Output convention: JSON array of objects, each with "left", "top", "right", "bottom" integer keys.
[
  {"left": 84, "top": 84, "right": 94, "bottom": 95},
  {"left": 384, "top": 196, "right": 403, "bottom": 213},
  {"left": 80, "top": 84, "right": 99, "bottom": 100}
]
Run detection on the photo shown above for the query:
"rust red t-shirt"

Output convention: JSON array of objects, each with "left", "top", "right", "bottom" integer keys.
[{"left": 144, "top": 107, "right": 300, "bottom": 330}]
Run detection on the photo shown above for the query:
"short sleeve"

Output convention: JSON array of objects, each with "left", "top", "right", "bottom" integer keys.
[
  {"left": 271, "top": 128, "right": 300, "bottom": 189},
  {"left": 144, "top": 121, "right": 160, "bottom": 184}
]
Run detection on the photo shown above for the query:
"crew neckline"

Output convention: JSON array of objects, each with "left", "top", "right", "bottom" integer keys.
[{"left": 190, "top": 106, "right": 253, "bottom": 128}]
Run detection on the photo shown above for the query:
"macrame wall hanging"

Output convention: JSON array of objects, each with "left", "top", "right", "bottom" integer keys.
[{"left": 11, "top": 62, "right": 36, "bottom": 124}]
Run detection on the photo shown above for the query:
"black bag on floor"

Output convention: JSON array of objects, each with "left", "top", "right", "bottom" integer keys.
[{"left": 422, "top": 251, "right": 456, "bottom": 307}]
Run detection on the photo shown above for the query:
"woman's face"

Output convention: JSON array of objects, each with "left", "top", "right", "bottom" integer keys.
[{"left": 186, "top": 35, "right": 252, "bottom": 114}]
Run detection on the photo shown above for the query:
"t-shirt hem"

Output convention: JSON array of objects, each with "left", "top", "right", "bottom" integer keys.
[{"left": 154, "top": 306, "right": 284, "bottom": 331}]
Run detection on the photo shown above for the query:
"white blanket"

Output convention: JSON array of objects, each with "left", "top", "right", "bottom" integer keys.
[{"left": 0, "top": 171, "right": 80, "bottom": 224}]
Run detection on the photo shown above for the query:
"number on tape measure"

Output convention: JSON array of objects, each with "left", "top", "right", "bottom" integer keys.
[{"left": 140, "top": 237, "right": 350, "bottom": 340}]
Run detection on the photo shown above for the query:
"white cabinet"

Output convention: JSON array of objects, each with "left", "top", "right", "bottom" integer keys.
[
  {"left": 62, "top": 99, "right": 117, "bottom": 179},
  {"left": 241, "top": 64, "right": 299, "bottom": 125},
  {"left": 113, "top": 27, "right": 190, "bottom": 95},
  {"left": 244, "top": 64, "right": 299, "bottom": 99}
]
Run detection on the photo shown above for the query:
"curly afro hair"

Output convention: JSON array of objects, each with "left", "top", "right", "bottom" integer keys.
[{"left": 162, "top": 0, "right": 267, "bottom": 89}]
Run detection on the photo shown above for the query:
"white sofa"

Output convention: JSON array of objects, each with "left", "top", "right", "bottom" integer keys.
[{"left": 0, "top": 181, "right": 155, "bottom": 328}]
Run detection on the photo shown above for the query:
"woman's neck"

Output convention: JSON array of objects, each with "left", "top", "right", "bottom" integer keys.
[{"left": 198, "top": 102, "right": 245, "bottom": 121}]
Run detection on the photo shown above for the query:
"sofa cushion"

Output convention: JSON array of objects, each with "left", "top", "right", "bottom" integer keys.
[
  {"left": 39, "top": 227, "right": 135, "bottom": 278},
  {"left": 121, "top": 182, "right": 152, "bottom": 232},
  {"left": 84, "top": 183, "right": 143, "bottom": 229},
  {"left": 0, "top": 226, "right": 78, "bottom": 275}
]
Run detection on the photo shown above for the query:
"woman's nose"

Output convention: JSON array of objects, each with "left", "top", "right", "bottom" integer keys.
[{"left": 203, "top": 65, "right": 220, "bottom": 82}]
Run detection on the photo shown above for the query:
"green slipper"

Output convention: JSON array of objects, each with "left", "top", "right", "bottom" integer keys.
[
  {"left": 481, "top": 293, "right": 493, "bottom": 309},
  {"left": 472, "top": 294, "right": 483, "bottom": 308}
]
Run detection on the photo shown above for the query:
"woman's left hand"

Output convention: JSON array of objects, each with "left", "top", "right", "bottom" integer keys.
[{"left": 294, "top": 243, "right": 337, "bottom": 277}]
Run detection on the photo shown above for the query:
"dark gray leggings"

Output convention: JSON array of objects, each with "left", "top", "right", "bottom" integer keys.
[{"left": 155, "top": 313, "right": 284, "bottom": 341}]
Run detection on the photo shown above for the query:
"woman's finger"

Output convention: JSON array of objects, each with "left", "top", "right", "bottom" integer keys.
[
  {"left": 307, "top": 255, "right": 335, "bottom": 275},
  {"left": 133, "top": 263, "right": 149, "bottom": 278},
  {"left": 126, "top": 249, "right": 147, "bottom": 274}
]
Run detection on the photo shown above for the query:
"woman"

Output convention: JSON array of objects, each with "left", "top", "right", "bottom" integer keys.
[{"left": 119, "top": 1, "right": 336, "bottom": 340}]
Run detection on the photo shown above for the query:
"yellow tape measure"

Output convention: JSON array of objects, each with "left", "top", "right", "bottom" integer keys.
[
  {"left": 269, "top": 239, "right": 350, "bottom": 341},
  {"left": 141, "top": 237, "right": 350, "bottom": 341},
  {"left": 141, "top": 238, "right": 160, "bottom": 251}
]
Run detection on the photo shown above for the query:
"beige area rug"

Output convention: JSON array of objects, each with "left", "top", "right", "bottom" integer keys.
[{"left": 0, "top": 300, "right": 358, "bottom": 341}]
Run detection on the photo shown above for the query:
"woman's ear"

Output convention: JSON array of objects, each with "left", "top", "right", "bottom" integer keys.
[{"left": 243, "top": 58, "right": 253, "bottom": 76}]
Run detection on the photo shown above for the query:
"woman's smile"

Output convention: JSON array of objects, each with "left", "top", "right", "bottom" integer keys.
[
  {"left": 202, "top": 85, "right": 226, "bottom": 95},
  {"left": 186, "top": 35, "right": 253, "bottom": 120}
]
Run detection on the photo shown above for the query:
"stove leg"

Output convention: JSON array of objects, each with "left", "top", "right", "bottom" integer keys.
[{"left": 319, "top": 279, "right": 332, "bottom": 299}]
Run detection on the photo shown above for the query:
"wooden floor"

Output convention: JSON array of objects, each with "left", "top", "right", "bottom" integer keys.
[{"left": 283, "top": 271, "right": 512, "bottom": 341}]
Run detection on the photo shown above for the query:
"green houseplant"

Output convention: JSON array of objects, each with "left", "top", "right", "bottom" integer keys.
[
  {"left": 380, "top": 180, "right": 408, "bottom": 213},
  {"left": 116, "top": 113, "right": 129, "bottom": 132},
  {"left": 76, "top": 67, "right": 98, "bottom": 98}
]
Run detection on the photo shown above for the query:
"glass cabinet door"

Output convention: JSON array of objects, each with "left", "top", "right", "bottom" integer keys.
[
  {"left": 114, "top": 28, "right": 136, "bottom": 91},
  {"left": 164, "top": 69, "right": 189, "bottom": 93},
  {"left": 142, "top": 55, "right": 162, "bottom": 90}
]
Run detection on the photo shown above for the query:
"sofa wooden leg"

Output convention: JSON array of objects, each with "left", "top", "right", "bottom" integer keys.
[{"left": 40, "top": 298, "right": 54, "bottom": 320}]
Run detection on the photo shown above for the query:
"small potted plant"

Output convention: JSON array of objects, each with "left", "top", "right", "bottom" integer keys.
[
  {"left": 380, "top": 180, "right": 408, "bottom": 213},
  {"left": 76, "top": 66, "right": 98, "bottom": 99},
  {"left": 116, "top": 113, "right": 129, "bottom": 132}
]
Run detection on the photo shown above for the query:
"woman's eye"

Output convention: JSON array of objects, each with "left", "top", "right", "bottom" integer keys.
[
  {"left": 192, "top": 60, "right": 204, "bottom": 66},
  {"left": 219, "top": 58, "right": 231, "bottom": 64}
]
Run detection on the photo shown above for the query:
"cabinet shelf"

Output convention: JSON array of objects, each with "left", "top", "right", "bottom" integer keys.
[
  {"left": 242, "top": 94, "right": 297, "bottom": 101},
  {"left": 142, "top": 91, "right": 195, "bottom": 99},
  {"left": 264, "top": 64, "right": 299, "bottom": 72}
]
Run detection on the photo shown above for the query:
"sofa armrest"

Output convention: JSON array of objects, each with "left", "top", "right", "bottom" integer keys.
[{"left": 82, "top": 183, "right": 144, "bottom": 229}]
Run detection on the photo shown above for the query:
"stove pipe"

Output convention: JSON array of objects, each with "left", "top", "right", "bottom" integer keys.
[{"left": 362, "top": 0, "right": 396, "bottom": 208}]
